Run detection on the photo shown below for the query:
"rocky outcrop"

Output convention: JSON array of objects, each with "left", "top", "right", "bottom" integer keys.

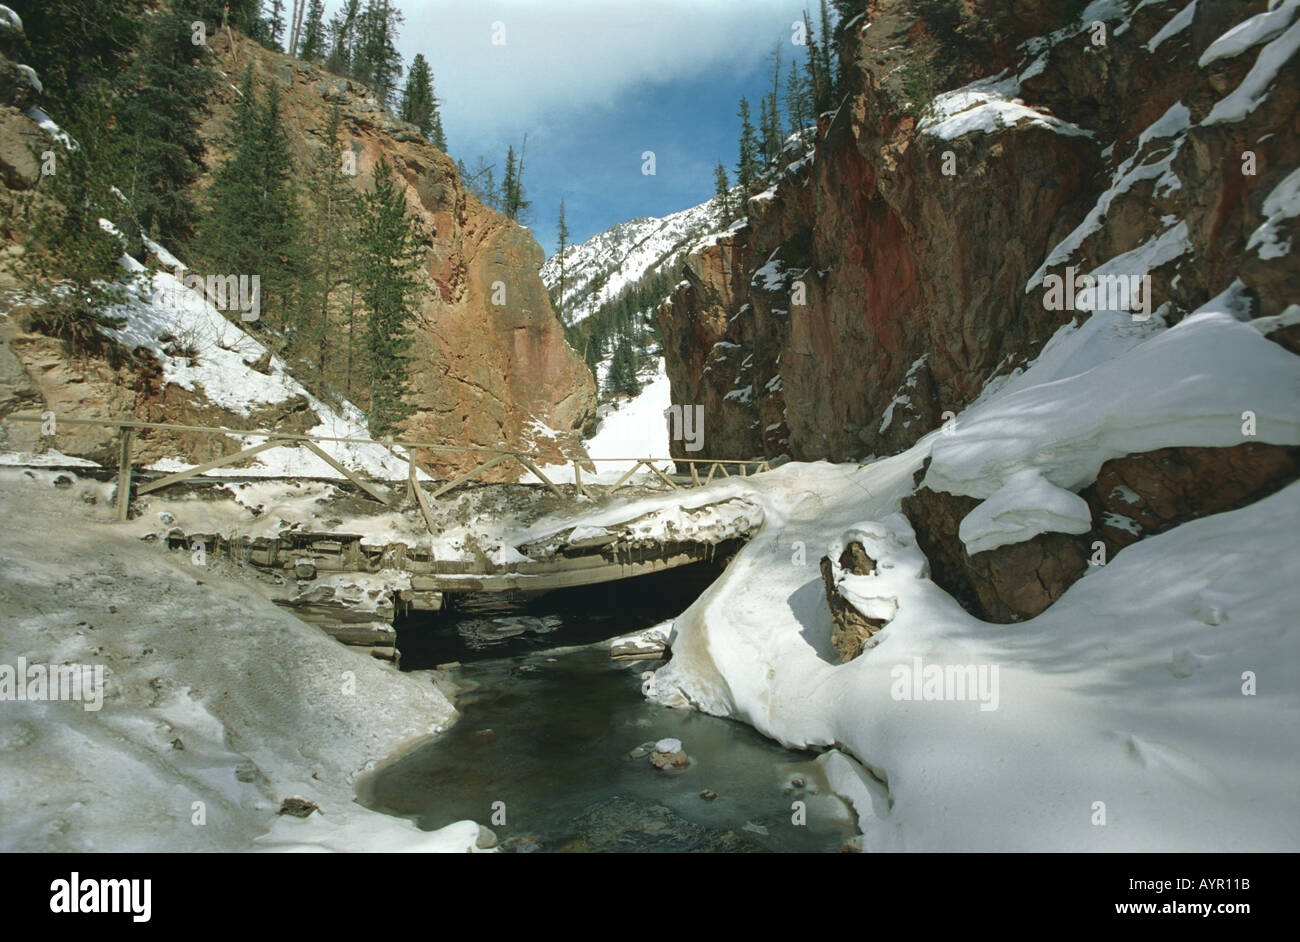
[
  {"left": 658, "top": 0, "right": 1300, "bottom": 465},
  {"left": 1084, "top": 443, "right": 1300, "bottom": 555},
  {"left": 903, "top": 443, "right": 1300, "bottom": 623},
  {"left": 0, "top": 17, "right": 46, "bottom": 195},
  {"left": 901, "top": 485, "right": 1089, "bottom": 623},
  {"left": 820, "top": 541, "right": 888, "bottom": 661}
]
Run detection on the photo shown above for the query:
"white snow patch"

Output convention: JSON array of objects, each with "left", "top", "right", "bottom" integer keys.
[
  {"left": 1146, "top": 1, "right": 1197, "bottom": 52},
  {"left": 958, "top": 468, "right": 1093, "bottom": 555},
  {"left": 1203, "top": 16, "right": 1300, "bottom": 125},
  {"left": 921, "top": 74, "right": 1093, "bottom": 141},
  {"left": 1246, "top": 166, "right": 1300, "bottom": 260},
  {"left": 1199, "top": 0, "right": 1299, "bottom": 66},
  {"left": 924, "top": 310, "right": 1300, "bottom": 500}
]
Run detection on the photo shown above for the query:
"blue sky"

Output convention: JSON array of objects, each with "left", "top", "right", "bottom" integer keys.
[{"left": 378, "top": 0, "right": 812, "bottom": 255}]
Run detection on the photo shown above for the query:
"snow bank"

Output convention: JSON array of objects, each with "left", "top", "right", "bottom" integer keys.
[
  {"left": 923, "top": 309, "right": 1300, "bottom": 499},
  {"left": 957, "top": 468, "right": 1092, "bottom": 554},
  {"left": 644, "top": 455, "right": 1300, "bottom": 851},
  {"left": 0, "top": 472, "right": 481, "bottom": 852}
]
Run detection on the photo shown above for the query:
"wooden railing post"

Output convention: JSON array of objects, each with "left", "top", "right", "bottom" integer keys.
[{"left": 115, "top": 427, "right": 133, "bottom": 522}]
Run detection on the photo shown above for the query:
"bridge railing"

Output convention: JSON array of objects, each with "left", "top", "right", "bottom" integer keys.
[{"left": 0, "top": 413, "right": 773, "bottom": 525}]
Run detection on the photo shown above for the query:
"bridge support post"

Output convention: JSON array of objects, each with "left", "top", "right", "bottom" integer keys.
[
  {"left": 407, "top": 450, "right": 439, "bottom": 540},
  {"left": 611, "top": 460, "right": 644, "bottom": 491},
  {"left": 115, "top": 428, "right": 133, "bottom": 522},
  {"left": 514, "top": 454, "right": 564, "bottom": 498},
  {"left": 573, "top": 459, "right": 591, "bottom": 500},
  {"left": 646, "top": 461, "right": 681, "bottom": 490}
]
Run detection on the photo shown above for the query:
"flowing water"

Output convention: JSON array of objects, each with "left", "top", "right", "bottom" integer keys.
[{"left": 361, "top": 566, "right": 861, "bottom": 853}]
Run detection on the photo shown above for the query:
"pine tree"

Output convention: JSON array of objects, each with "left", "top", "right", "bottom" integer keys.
[
  {"left": 584, "top": 324, "right": 605, "bottom": 375},
  {"left": 120, "top": 0, "right": 215, "bottom": 244},
  {"left": 555, "top": 199, "right": 570, "bottom": 323},
  {"left": 197, "top": 71, "right": 302, "bottom": 331},
  {"left": 399, "top": 54, "right": 439, "bottom": 142},
  {"left": 357, "top": 157, "right": 423, "bottom": 436},
  {"left": 325, "top": 0, "right": 361, "bottom": 75},
  {"left": 785, "top": 57, "right": 810, "bottom": 135},
  {"left": 763, "top": 40, "right": 784, "bottom": 161},
  {"left": 501, "top": 147, "right": 518, "bottom": 218},
  {"left": 816, "top": 0, "right": 836, "bottom": 111},
  {"left": 458, "top": 157, "right": 500, "bottom": 210},
  {"left": 735, "top": 97, "right": 761, "bottom": 199},
  {"left": 192, "top": 0, "right": 263, "bottom": 34},
  {"left": 351, "top": 0, "right": 404, "bottom": 108},
  {"left": 298, "top": 0, "right": 327, "bottom": 60},
  {"left": 286, "top": 0, "right": 306, "bottom": 56},
  {"left": 299, "top": 105, "right": 360, "bottom": 377},
  {"left": 759, "top": 97, "right": 773, "bottom": 167},
  {"left": 15, "top": 0, "right": 144, "bottom": 113},
  {"left": 830, "top": 1, "right": 870, "bottom": 98},
  {"left": 265, "top": 0, "right": 287, "bottom": 50},
  {"left": 713, "top": 162, "right": 732, "bottom": 226},
  {"left": 429, "top": 92, "right": 447, "bottom": 151},
  {"left": 605, "top": 335, "right": 640, "bottom": 397},
  {"left": 502, "top": 142, "right": 532, "bottom": 221},
  {"left": 803, "top": 8, "right": 829, "bottom": 118}
]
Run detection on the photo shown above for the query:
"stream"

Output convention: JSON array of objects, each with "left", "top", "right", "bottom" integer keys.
[{"left": 359, "top": 566, "right": 861, "bottom": 853}]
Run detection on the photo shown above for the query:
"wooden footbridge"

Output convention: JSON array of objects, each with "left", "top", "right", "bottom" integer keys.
[
  {"left": 2, "top": 413, "right": 773, "bottom": 518},
  {"left": 2, "top": 413, "right": 768, "bottom": 646}
]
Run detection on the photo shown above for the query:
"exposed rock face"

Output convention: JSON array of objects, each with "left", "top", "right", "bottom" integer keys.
[
  {"left": 0, "top": 106, "right": 44, "bottom": 189},
  {"left": 1084, "top": 443, "right": 1300, "bottom": 554},
  {"left": 0, "top": 21, "right": 47, "bottom": 200},
  {"left": 902, "top": 443, "right": 1300, "bottom": 623},
  {"left": 658, "top": 0, "right": 1299, "bottom": 465},
  {"left": 820, "top": 541, "right": 888, "bottom": 661},
  {"left": 192, "top": 37, "right": 595, "bottom": 472}
]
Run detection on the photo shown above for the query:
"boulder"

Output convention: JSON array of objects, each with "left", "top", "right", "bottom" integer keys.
[
  {"left": 0, "top": 105, "right": 44, "bottom": 189},
  {"left": 902, "top": 486, "right": 1088, "bottom": 623},
  {"left": 819, "top": 542, "right": 889, "bottom": 661},
  {"left": 903, "top": 443, "right": 1300, "bottom": 623}
]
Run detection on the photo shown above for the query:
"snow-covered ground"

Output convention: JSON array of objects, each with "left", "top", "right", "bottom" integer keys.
[
  {"left": 0, "top": 469, "right": 486, "bottom": 852},
  {"left": 585, "top": 358, "right": 674, "bottom": 472},
  {"left": 105, "top": 257, "right": 414, "bottom": 480}
]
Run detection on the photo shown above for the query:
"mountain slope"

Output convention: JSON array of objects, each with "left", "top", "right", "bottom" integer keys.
[{"left": 542, "top": 196, "right": 725, "bottom": 326}]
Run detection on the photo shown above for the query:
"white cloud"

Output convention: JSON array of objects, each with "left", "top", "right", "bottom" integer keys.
[{"left": 394, "top": 0, "right": 811, "bottom": 146}]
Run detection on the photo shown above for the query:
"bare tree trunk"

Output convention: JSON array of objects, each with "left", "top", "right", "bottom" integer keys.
[{"left": 289, "top": 0, "right": 306, "bottom": 58}]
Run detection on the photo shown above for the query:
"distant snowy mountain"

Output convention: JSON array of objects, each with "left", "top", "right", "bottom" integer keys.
[
  {"left": 541, "top": 197, "right": 725, "bottom": 325},
  {"left": 543, "top": 129, "right": 817, "bottom": 327}
]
